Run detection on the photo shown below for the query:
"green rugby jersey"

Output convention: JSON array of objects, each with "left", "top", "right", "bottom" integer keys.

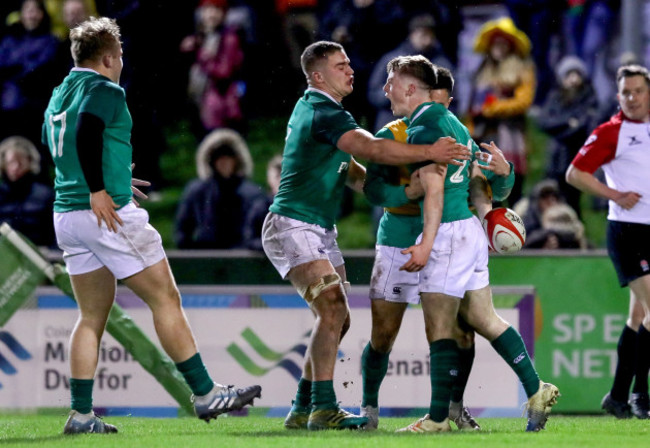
[
  {"left": 269, "top": 88, "right": 360, "bottom": 229},
  {"left": 365, "top": 118, "right": 422, "bottom": 248},
  {"left": 367, "top": 108, "right": 515, "bottom": 246},
  {"left": 42, "top": 69, "right": 133, "bottom": 212},
  {"left": 407, "top": 101, "right": 481, "bottom": 224}
]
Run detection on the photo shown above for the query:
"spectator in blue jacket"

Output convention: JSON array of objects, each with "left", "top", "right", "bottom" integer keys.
[
  {"left": 538, "top": 56, "right": 599, "bottom": 215},
  {"left": 174, "top": 129, "right": 265, "bottom": 249},
  {"left": 0, "top": 0, "right": 60, "bottom": 148}
]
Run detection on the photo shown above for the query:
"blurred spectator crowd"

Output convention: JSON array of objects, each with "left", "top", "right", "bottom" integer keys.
[{"left": 0, "top": 0, "right": 642, "bottom": 250}]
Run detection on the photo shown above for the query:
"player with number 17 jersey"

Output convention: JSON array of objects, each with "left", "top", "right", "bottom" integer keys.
[
  {"left": 268, "top": 89, "right": 360, "bottom": 229},
  {"left": 42, "top": 69, "right": 133, "bottom": 212}
]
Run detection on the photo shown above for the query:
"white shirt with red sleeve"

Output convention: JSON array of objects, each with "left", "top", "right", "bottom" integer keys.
[{"left": 570, "top": 111, "right": 650, "bottom": 224}]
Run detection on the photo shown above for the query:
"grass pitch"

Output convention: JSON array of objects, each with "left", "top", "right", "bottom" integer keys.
[{"left": 1, "top": 414, "right": 649, "bottom": 448}]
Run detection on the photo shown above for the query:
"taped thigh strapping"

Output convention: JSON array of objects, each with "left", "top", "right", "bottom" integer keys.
[{"left": 297, "top": 273, "right": 342, "bottom": 305}]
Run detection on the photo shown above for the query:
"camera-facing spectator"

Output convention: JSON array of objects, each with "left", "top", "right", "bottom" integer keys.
[
  {"left": 0, "top": 136, "right": 55, "bottom": 247},
  {"left": 174, "top": 129, "right": 265, "bottom": 249},
  {"left": 0, "top": 0, "right": 61, "bottom": 151},
  {"left": 47, "top": 0, "right": 96, "bottom": 40},
  {"left": 181, "top": 0, "right": 245, "bottom": 137},
  {"left": 468, "top": 17, "right": 536, "bottom": 206},
  {"left": 538, "top": 56, "right": 599, "bottom": 216}
]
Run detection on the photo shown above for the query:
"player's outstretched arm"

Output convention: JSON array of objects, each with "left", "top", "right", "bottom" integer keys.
[
  {"left": 337, "top": 129, "right": 470, "bottom": 166},
  {"left": 76, "top": 111, "right": 124, "bottom": 232},
  {"left": 400, "top": 163, "right": 446, "bottom": 272},
  {"left": 566, "top": 165, "right": 641, "bottom": 210}
]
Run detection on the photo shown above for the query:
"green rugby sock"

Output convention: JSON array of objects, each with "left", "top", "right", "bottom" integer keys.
[
  {"left": 293, "top": 377, "right": 312, "bottom": 409},
  {"left": 491, "top": 326, "right": 540, "bottom": 398},
  {"left": 451, "top": 344, "right": 475, "bottom": 403},
  {"left": 176, "top": 353, "right": 214, "bottom": 396},
  {"left": 70, "top": 378, "right": 94, "bottom": 414},
  {"left": 361, "top": 342, "right": 390, "bottom": 407},
  {"left": 429, "top": 339, "right": 460, "bottom": 422},
  {"left": 311, "top": 380, "right": 337, "bottom": 410}
]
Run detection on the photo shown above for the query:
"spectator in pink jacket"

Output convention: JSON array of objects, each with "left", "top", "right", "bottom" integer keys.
[{"left": 181, "top": 0, "right": 245, "bottom": 136}]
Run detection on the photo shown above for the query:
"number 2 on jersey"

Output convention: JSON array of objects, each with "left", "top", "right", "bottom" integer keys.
[
  {"left": 48, "top": 111, "right": 67, "bottom": 158},
  {"left": 449, "top": 140, "right": 472, "bottom": 183}
]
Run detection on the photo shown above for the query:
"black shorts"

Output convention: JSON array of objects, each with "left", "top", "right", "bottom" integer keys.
[{"left": 607, "top": 220, "right": 650, "bottom": 287}]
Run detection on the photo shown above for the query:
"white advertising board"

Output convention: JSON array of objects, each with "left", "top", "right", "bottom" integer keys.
[{"left": 0, "top": 286, "right": 534, "bottom": 417}]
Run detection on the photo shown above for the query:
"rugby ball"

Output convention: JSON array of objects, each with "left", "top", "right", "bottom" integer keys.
[{"left": 482, "top": 208, "right": 526, "bottom": 253}]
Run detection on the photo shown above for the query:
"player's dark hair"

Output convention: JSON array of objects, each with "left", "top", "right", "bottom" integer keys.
[
  {"left": 616, "top": 64, "right": 650, "bottom": 89},
  {"left": 301, "top": 41, "right": 344, "bottom": 79},
  {"left": 386, "top": 55, "right": 439, "bottom": 91},
  {"left": 70, "top": 16, "right": 121, "bottom": 65},
  {"left": 432, "top": 65, "right": 455, "bottom": 95}
]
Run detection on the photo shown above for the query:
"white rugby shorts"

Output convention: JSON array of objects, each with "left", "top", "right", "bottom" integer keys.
[
  {"left": 262, "top": 212, "right": 344, "bottom": 279},
  {"left": 418, "top": 216, "right": 489, "bottom": 298},
  {"left": 369, "top": 245, "right": 420, "bottom": 304},
  {"left": 54, "top": 202, "right": 166, "bottom": 279}
]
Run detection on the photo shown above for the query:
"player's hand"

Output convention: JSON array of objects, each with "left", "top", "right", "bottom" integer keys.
[
  {"left": 405, "top": 169, "right": 424, "bottom": 200},
  {"left": 130, "top": 163, "right": 150, "bottom": 206},
  {"left": 90, "top": 190, "right": 123, "bottom": 233},
  {"left": 399, "top": 244, "right": 429, "bottom": 272},
  {"left": 614, "top": 191, "right": 642, "bottom": 210},
  {"left": 131, "top": 178, "right": 150, "bottom": 206},
  {"left": 477, "top": 141, "right": 511, "bottom": 177},
  {"left": 427, "top": 137, "right": 470, "bottom": 166}
]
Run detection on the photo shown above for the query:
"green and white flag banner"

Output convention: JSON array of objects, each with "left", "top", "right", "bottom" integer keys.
[{"left": 0, "top": 223, "right": 47, "bottom": 327}]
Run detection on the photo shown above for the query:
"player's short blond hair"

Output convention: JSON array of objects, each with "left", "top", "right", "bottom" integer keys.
[
  {"left": 386, "top": 55, "right": 438, "bottom": 90},
  {"left": 70, "top": 16, "right": 121, "bottom": 65}
]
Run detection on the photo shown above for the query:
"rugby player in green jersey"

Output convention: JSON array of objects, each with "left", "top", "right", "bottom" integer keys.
[
  {"left": 43, "top": 17, "right": 260, "bottom": 434},
  {"left": 262, "top": 41, "right": 471, "bottom": 431},
  {"left": 360, "top": 80, "right": 514, "bottom": 430},
  {"left": 377, "top": 56, "right": 559, "bottom": 433}
]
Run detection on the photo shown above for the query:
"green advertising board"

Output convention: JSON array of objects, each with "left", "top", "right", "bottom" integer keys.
[{"left": 489, "top": 252, "right": 627, "bottom": 413}]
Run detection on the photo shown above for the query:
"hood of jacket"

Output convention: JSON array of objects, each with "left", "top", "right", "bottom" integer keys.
[{"left": 196, "top": 128, "right": 253, "bottom": 180}]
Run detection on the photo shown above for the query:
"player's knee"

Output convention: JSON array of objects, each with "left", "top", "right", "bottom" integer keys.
[
  {"left": 455, "top": 318, "right": 475, "bottom": 348},
  {"left": 160, "top": 284, "right": 182, "bottom": 308},
  {"left": 628, "top": 307, "right": 646, "bottom": 329},
  {"left": 463, "top": 309, "right": 492, "bottom": 337},
  {"left": 372, "top": 329, "right": 397, "bottom": 353}
]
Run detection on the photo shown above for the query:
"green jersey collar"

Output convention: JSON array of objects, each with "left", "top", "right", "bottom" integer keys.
[
  {"left": 410, "top": 101, "right": 445, "bottom": 124},
  {"left": 71, "top": 67, "right": 100, "bottom": 75},
  {"left": 306, "top": 87, "right": 341, "bottom": 105}
]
